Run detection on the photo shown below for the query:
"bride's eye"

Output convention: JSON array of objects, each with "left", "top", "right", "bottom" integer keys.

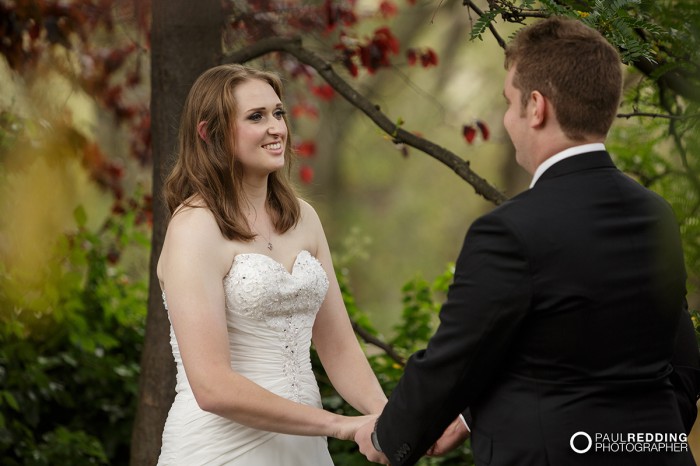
[{"left": 247, "top": 112, "right": 263, "bottom": 122}]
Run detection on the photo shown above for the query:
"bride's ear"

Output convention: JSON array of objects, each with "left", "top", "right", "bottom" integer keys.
[{"left": 197, "top": 121, "right": 209, "bottom": 142}]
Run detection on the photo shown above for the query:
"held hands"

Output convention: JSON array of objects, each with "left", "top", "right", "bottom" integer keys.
[
  {"left": 355, "top": 419, "right": 390, "bottom": 464},
  {"left": 334, "top": 414, "right": 378, "bottom": 441},
  {"left": 353, "top": 415, "right": 468, "bottom": 464},
  {"left": 426, "top": 416, "right": 470, "bottom": 457}
]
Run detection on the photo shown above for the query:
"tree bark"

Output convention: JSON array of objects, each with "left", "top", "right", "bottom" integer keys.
[{"left": 130, "top": 1, "right": 221, "bottom": 464}]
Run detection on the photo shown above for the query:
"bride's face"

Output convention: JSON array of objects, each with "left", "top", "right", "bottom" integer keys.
[{"left": 232, "top": 79, "right": 288, "bottom": 177}]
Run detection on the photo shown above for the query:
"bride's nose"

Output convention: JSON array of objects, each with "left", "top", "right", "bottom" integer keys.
[{"left": 267, "top": 120, "right": 286, "bottom": 137}]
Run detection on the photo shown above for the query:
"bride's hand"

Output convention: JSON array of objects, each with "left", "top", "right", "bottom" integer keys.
[{"left": 333, "top": 414, "right": 378, "bottom": 441}]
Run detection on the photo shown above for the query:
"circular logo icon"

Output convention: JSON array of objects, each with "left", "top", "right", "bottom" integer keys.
[{"left": 570, "top": 431, "right": 592, "bottom": 454}]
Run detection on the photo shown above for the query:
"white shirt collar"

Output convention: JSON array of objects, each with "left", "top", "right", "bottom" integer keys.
[{"left": 529, "top": 143, "right": 606, "bottom": 188}]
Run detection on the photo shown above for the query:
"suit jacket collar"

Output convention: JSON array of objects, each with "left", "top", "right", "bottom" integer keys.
[{"left": 536, "top": 151, "right": 615, "bottom": 185}]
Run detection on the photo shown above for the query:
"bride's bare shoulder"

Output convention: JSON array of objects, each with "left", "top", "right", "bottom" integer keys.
[
  {"left": 158, "top": 201, "right": 236, "bottom": 282},
  {"left": 297, "top": 198, "right": 321, "bottom": 225},
  {"left": 171, "top": 204, "right": 215, "bottom": 230},
  {"left": 164, "top": 199, "right": 229, "bottom": 252}
]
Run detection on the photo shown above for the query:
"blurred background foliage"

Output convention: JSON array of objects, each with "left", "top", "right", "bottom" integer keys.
[{"left": 0, "top": 0, "right": 698, "bottom": 464}]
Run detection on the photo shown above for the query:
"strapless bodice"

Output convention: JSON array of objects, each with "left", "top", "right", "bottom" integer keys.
[{"left": 165, "top": 250, "right": 329, "bottom": 401}]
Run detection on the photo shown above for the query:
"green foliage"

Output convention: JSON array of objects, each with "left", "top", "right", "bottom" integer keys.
[
  {"left": 469, "top": 8, "right": 500, "bottom": 42},
  {"left": 391, "top": 265, "right": 454, "bottom": 358},
  {"left": 0, "top": 208, "right": 149, "bottom": 465},
  {"left": 476, "top": 1, "right": 687, "bottom": 65},
  {"left": 579, "top": 0, "right": 660, "bottom": 64},
  {"left": 609, "top": 92, "right": 700, "bottom": 282},
  {"left": 537, "top": 0, "right": 573, "bottom": 17}
]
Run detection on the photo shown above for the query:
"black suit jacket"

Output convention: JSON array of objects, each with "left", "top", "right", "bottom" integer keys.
[{"left": 376, "top": 151, "right": 700, "bottom": 466}]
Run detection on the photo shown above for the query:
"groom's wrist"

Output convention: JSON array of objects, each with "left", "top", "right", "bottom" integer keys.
[{"left": 371, "top": 419, "right": 382, "bottom": 452}]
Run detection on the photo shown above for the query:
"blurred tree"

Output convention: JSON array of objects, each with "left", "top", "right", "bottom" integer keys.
[{"left": 129, "top": 1, "right": 221, "bottom": 464}]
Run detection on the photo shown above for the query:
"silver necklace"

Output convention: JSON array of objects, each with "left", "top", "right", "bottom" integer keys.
[
  {"left": 248, "top": 207, "right": 273, "bottom": 250},
  {"left": 257, "top": 226, "right": 273, "bottom": 251}
]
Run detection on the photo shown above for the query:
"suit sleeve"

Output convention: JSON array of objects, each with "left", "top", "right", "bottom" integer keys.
[
  {"left": 376, "top": 213, "right": 532, "bottom": 466},
  {"left": 670, "top": 299, "right": 700, "bottom": 432}
]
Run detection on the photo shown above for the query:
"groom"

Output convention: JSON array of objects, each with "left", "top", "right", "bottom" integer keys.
[{"left": 356, "top": 16, "right": 700, "bottom": 466}]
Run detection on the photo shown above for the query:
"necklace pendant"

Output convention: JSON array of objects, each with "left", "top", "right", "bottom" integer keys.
[{"left": 267, "top": 242, "right": 273, "bottom": 251}]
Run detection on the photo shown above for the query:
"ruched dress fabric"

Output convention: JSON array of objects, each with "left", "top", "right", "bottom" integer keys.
[{"left": 158, "top": 250, "right": 334, "bottom": 465}]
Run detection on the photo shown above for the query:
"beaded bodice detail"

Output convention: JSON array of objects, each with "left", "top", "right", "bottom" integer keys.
[
  {"left": 222, "top": 251, "right": 328, "bottom": 402},
  {"left": 223, "top": 251, "right": 329, "bottom": 330}
]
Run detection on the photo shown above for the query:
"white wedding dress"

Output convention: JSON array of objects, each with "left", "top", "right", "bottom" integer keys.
[{"left": 158, "top": 250, "right": 334, "bottom": 465}]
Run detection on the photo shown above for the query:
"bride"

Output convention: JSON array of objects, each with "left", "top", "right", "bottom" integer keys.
[{"left": 156, "top": 64, "right": 387, "bottom": 465}]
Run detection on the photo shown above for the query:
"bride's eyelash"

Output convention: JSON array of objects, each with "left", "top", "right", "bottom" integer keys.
[{"left": 246, "top": 109, "right": 286, "bottom": 121}]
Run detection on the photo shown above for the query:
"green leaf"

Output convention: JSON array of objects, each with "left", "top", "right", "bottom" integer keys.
[
  {"left": 73, "top": 205, "right": 87, "bottom": 228},
  {"left": 1, "top": 390, "right": 19, "bottom": 411}
]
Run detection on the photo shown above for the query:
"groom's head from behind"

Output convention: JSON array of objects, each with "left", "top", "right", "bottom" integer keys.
[{"left": 504, "top": 16, "right": 622, "bottom": 145}]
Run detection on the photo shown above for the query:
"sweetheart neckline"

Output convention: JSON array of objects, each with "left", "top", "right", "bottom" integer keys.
[
  {"left": 230, "top": 249, "right": 314, "bottom": 276},
  {"left": 162, "top": 250, "right": 321, "bottom": 307}
]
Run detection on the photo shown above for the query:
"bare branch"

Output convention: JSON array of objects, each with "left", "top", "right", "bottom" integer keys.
[
  {"left": 633, "top": 56, "right": 700, "bottom": 104},
  {"left": 617, "top": 111, "right": 700, "bottom": 121},
  {"left": 486, "top": 0, "right": 549, "bottom": 22},
  {"left": 351, "top": 321, "right": 406, "bottom": 367},
  {"left": 463, "top": 0, "right": 506, "bottom": 49},
  {"left": 223, "top": 37, "right": 508, "bottom": 206}
]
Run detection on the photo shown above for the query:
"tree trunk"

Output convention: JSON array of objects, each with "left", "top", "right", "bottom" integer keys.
[{"left": 130, "top": 1, "right": 221, "bottom": 464}]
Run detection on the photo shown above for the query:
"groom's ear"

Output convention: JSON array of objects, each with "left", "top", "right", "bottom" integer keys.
[{"left": 528, "top": 91, "right": 547, "bottom": 128}]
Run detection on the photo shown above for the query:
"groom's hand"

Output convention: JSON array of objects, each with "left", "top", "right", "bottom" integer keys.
[
  {"left": 355, "top": 419, "right": 390, "bottom": 464},
  {"left": 426, "top": 416, "right": 470, "bottom": 457}
]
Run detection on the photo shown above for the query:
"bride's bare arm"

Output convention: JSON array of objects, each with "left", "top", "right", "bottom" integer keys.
[
  {"left": 303, "top": 202, "right": 388, "bottom": 415},
  {"left": 158, "top": 206, "right": 371, "bottom": 439}
]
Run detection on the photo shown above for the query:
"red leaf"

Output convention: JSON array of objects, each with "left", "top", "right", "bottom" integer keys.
[
  {"left": 291, "top": 103, "right": 319, "bottom": 119},
  {"left": 476, "top": 120, "right": 490, "bottom": 141},
  {"left": 407, "top": 48, "right": 417, "bottom": 66},
  {"left": 104, "top": 44, "right": 136, "bottom": 73},
  {"left": 343, "top": 54, "right": 359, "bottom": 77},
  {"left": 339, "top": 7, "right": 358, "bottom": 26},
  {"left": 112, "top": 201, "right": 125, "bottom": 215},
  {"left": 106, "top": 248, "right": 121, "bottom": 264},
  {"left": 420, "top": 48, "right": 438, "bottom": 67},
  {"left": 358, "top": 46, "right": 376, "bottom": 73},
  {"left": 379, "top": 1, "right": 398, "bottom": 18},
  {"left": 374, "top": 27, "right": 399, "bottom": 55},
  {"left": 325, "top": 0, "right": 336, "bottom": 31},
  {"left": 463, "top": 125, "right": 476, "bottom": 144},
  {"left": 311, "top": 84, "right": 334, "bottom": 101},
  {"left": 295, "top": 141, "right": 317, "bottom": 158},
  {"left": 326, "top": 0, "right": 357, "bottom": 31},
  {"left": 299, "top": 165, "right": 314, "bottom": 184}
]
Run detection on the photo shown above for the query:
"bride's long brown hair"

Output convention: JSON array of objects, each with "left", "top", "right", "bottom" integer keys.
[{"left": 163, "top": 64, "right": 300, "bottom": 240}]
